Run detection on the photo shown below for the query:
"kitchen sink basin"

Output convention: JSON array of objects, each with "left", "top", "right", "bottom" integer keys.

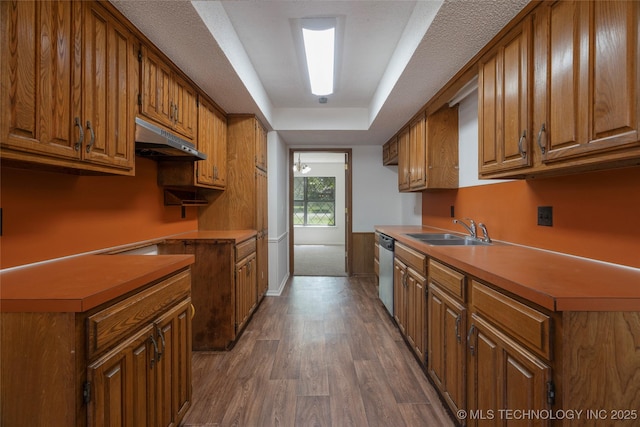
[
  {"left": 405, "top": 233, "right": 491, "bottom": 246},
  {"left": 406, "top": 233, "right": 462, "bottom": 240}
]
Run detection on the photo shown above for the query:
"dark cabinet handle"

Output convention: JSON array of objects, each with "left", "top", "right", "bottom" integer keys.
[
  {"left": 150, "top": 334, "right": 160, "bottom": 368},
  {"left": 467, "top": 324, "right": 476, "bottom": 356},
  {"left": 455, "top": 315, "right": 461, "bottom": 343},
  {"left": 85, "top": 121, "right": 95, "bottom": 153},
  {"left": 156, "top": 327, "right": 165, "bottom": 362},
  {"left": 537, "top": 123, "right": 546, "bottom": 155},
  {"left": 518, "top": 130, "right": 527, "bottom": 158},
  {"left": 74, "top": 117, "right": 84, "bottom": 151}
]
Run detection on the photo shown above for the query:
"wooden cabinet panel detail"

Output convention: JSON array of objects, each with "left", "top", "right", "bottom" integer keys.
[
  {"left": 479, "top": 15, "right": 532, "bottom": 176},
  {"left": 140, "top": 45, "right": 197, "bottom": 141},
  {"left": 467, "top": 314, "right": 551, "bottom": 427},
  {"left": 428, "top": 284, "right": 466, "bottom": 416},
  {"left": 1, "top": 0, "right": 134, "bottom": 174},
  {"left": 539, "top": 0, "right": 640, "bottom": 166}
]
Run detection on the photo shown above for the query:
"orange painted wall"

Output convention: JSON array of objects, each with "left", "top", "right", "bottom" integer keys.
[
  {"left": 0, "top": 158, "right": 197, "bottom": 269},
  {"left": 422, "top": 166, "right": 640, "bottom": 269}
]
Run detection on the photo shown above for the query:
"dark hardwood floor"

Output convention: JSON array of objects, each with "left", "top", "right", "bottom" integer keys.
[{"left": 182, "top": 275, "right": 455, "bottom": 426}]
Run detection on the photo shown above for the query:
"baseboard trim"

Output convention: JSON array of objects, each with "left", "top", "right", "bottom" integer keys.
[{"left": 266, "top": 272, "right": 289, "bottom": 297}]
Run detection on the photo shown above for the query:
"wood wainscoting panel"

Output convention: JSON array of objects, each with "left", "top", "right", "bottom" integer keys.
[{"left": 352, "top": 232, "right": 375, "bottom": 276}]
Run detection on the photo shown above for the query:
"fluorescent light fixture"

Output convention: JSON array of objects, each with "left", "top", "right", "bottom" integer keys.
[{"left": 302, "top": 19, "right": 335, "bottom": 96}]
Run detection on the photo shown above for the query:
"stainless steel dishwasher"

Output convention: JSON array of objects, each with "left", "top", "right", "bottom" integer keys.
[{"left": 378, "top": 233, "right": 394, "bottom": 316}]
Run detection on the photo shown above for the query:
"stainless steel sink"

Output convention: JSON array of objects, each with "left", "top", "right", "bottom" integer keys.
[
  {"left": 406, "top": 233, "right": 462, "bottom": 240},
  {"left": 405, "top": 233, "right": 491, "bottom": 246}
]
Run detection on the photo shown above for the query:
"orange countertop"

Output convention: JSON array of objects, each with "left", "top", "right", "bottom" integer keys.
[
  {"left": 0, "top": 254, "right": 194, "bottom": 313},
  {"left": 166, "top": 230, "right": 257, "bottom": 243},
  {"left": 376, "top": 226, "right": 640, "bottom": 312}
]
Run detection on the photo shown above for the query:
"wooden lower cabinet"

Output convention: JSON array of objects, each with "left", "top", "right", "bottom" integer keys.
[
  {"left": 159, "top": 235, "right": 258, "bottom": 350},
  {"left": 428, "top": 284, "right": 466, "bottom": 417},
  {"left": 406, "top": 268, "right": 427, "bottom": 361},
  {"left": 0, "top": 268, "right": 192, "bottom": 427},
  {"left": 467, "top": 314, "right": 552, "bottom": 427},
  {"left": 393, "top": 257, "right": 408, "bottom": 336},
  {"left": 235, "top": 250, "right": 257, "bottom": 333},
  {"left": 393, "top": 242, "right": 427, "bottom": 363}
]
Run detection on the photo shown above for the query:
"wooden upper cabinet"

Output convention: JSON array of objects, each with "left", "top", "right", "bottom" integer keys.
[
  {"left": 1, "top": 1, "right": 81, "bottom": 161},
  {"left": 397, "top": 126, "right": 411, "bottom": 191},
  {"left": 478, "top": 15, "right": 533, "bottom": 177},
  {"left": 140, "top": 45, "right": 197, "bottom": 141},
  {"left": 382, "top": 136, "right": 398, "bottom": 165},
  {"left": 397, "top": 106, "right": 459, "bottom": 192},
  {"left": 409, "top": 113, "right": 427, "bottom": 189},
  {"left": 196, "top": 97, "right": 227, "bottom": 189},
  {"left": 82, "top": 2, "right": 135, "bottom": 172},
  {"left": 1, "top": 0, "right": 134, "bottom": 175},
  {"left": 255, "top": 120, "right": 267, "bottom": 171},
  {"left": 535, "top": 0, "right": 640, "bottom": 167}
]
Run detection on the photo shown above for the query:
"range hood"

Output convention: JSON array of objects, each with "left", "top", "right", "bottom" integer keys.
[{"left": 134, "top": 117, "right": 206, "bottom": 161}]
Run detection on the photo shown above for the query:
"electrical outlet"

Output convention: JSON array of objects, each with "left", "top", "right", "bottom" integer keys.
[{"left": 537, "top": 206, "right": 553, "bottom": 227}]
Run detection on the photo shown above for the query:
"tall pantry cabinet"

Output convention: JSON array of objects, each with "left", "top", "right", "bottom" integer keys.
[{"left": 199, "top": 114, "right": 269, "bottom": 299}]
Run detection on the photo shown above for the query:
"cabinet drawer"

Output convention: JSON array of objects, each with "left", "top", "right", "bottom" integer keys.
[
  {"left": 395, "top": 242, "right": 426, "bottom": 275},
  {"left": 471, "top": 280, "right": 551, "bottom": 360},
  {"left": 429, "top": 259, "right": 465, "bottom": 301},
  {"left": 87, "top": 269, "right": 191, "bottom": 358},
  {"left": 236, "top": 238, "right": 256, "bottom": 261}
]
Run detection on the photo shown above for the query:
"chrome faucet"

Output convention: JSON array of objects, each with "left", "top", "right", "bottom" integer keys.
[
  {"left": 453, "top": 218, "right": 477, "bottom": 239},
  {"left": 478, "top": 223, "right": 491, "bottom": 243}
]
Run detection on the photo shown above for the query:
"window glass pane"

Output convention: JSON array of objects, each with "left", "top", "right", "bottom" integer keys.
[
  {"left": 293, "top": 177, "right": 305, "bottom": 201},
  {"left": 293, "top": 176, "right": 335, "bottom": 226},
  {"left": 306, "top": 177, "right": 335, "bottom": 201},
  {"left": 293, "top": 201, "right": 305, "bottom": 225},
  {"left": 307, "top": 201, "right": 335, "bottom": 225}
]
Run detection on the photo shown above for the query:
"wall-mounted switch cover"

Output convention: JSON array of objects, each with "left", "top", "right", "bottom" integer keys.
[{"left": 538, "top": 206, "right": 553, "bottom": 227}]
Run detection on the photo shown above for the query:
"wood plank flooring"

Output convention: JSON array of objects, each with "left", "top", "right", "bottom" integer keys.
[{"left": 182, "top": 276, "right": 455, "bottom": 427}]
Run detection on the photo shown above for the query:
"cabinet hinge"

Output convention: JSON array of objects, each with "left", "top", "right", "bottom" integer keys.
[
  {"left": 137, "top": 93, "right": 142, "bottom": 106},
  {"left": 546, "top": 381, "right": 556, "bottom": 405},
  {"left": 137, "top": 48, "right": 142, "bottom": 62},
  {"left": 83, "top": 381, "right": 91, "bottom": 404}
]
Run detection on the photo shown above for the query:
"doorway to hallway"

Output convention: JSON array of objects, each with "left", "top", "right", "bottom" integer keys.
[{"left": 289, "top": 149, "right": 352, "bottom": 276}]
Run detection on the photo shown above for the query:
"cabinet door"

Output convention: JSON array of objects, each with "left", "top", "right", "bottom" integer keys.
[
  {"left": 140, "top": 46, "right": 173, "bottom": 128},
  {"left": 397, "top": 126, "right": 411, "bottom": 191},
  {"left": 255, "top": 120, "right": 267, "bottom": 171},
  {"left": 409, "top": 114, "right": 426, "bottom": 190},
  {"left": 467, "top": 314, "right": 551, "bottom": 427},
  {"left": 540, "top": 1, "right": 639, "bottom": 164},
  {"left": 82, "top": 2, "right": 134, "bottom": 172},
  {"left": 172, "top": 73, "right": 197, "bottom": 141},
  {"left": 1, "top": 0, "right": 81, "bottom": 161},
  {"left": 88, "top": 324, "right": 155, "bottom": 427},
  {"left": 212, "top": 106, "right": 228, "bottom": 188},
  {"left": 428, "top": 285, "right": 466, "bottom": 415},
  {"left": 154, "top": 298, "right": 192, "bottom": 427},
  {"left": 393, "top": 258, "right": 407, "bottom": 334},
  {"left": 196, "top": 98, "right": 216, "bottom": 187},
  {"left": 479, "top": 16, "right": 532, "bottom": 177},
  {"left": 406, "top": 268, "right": 426, "bottom": 362},
  {"left": 235, "top": 253, "right": 256, "bottom": 332}
]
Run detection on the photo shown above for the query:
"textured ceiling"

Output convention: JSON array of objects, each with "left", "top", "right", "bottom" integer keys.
[{"left": 110, "top": 0, "right": 530, "bottom": 146}]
